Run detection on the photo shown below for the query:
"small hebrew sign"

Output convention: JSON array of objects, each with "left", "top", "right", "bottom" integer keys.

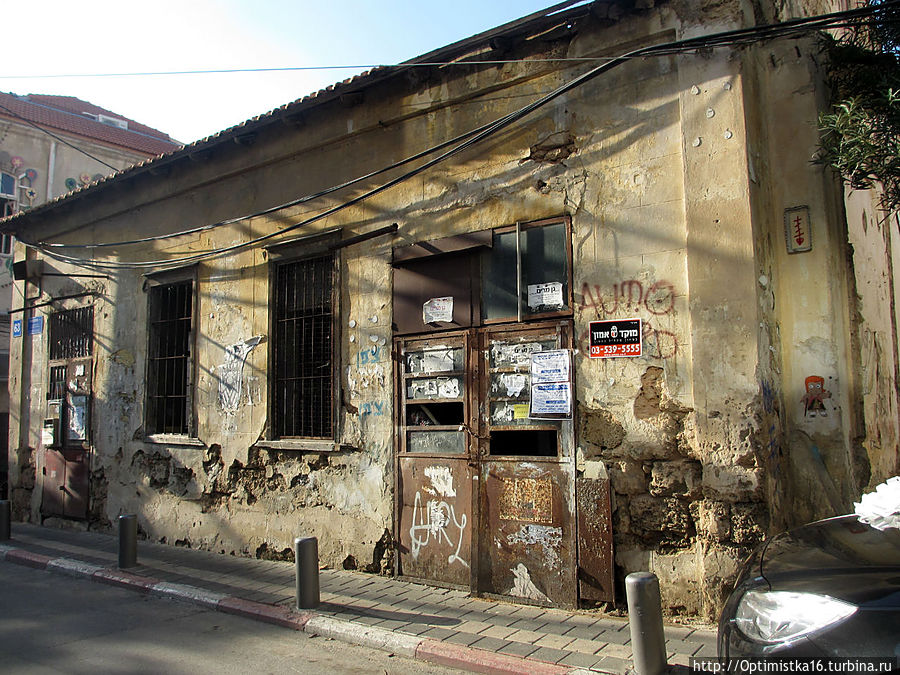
[
  {"left": 423, "top": 296, "right": 453, "bottom": 324},
  {"left": 784, "top": 206, "right": 812, "bottom": 254}
]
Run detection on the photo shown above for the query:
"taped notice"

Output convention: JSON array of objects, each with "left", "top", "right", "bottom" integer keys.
[
  {"left": 502, "top": 373, "right": 528, "bottom": 398},
  {"left": 423, "top": 297, "right": 453, "bottom": 324},
  {"left": 527, "top": 282, "right": 564, "bottom": 309},
  {"left": 531, "top": 350, "right": 570, "bottom": 384},
  {"left": 513, "top": 404, "right": 530, "bottom": 420},
  {"left": 530, "top": 382, "right": 572, "bottom": 416}
]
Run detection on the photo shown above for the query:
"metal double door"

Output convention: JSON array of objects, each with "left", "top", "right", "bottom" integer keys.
[{"left": 395, "top": 320, "right": 578, "bottom": 606}]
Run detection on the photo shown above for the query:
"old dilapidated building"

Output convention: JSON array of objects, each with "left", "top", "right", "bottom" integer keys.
[{"left": 4, "top": 0, "right": 899, "bottom": 617}]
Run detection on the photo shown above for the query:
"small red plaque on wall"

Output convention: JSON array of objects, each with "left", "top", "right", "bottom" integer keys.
[{"left": 784, "top": 206, "right": 812, "bottom": 254}]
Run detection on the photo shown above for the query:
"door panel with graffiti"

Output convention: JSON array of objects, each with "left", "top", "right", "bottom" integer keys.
[
  {"left": 477, "top": 321, "right": 577, "bottom": 607},
  {"left": 395, "top": 332, "right": 475, "bottom": 587}
]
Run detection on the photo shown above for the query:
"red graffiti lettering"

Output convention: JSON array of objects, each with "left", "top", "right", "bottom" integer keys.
[
  {"left": 578, "top": 279, "right": 677, "bottom": 318},
  {"left": 644, "top": 281, "right": 675, "bottom": 316}
]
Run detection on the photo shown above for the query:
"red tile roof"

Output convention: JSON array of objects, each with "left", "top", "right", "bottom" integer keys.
[{"left": 0, "top": 92, "right": 181, "bottom": 156}]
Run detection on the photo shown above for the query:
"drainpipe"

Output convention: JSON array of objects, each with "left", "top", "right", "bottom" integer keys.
[{"left": 46, "top": 141, "right": 56, "bottom": 201}]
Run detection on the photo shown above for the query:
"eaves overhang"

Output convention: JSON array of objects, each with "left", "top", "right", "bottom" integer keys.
[{"left": 0, "top": 0, "right": 612, "bottom": 239}]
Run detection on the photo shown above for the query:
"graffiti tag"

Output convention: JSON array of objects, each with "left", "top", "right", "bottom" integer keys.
[
  {"left": 579, "top": 279, "right": 676, "bottom": 316},
  {"left": 360, "top": 401, "right": 385, "bottom": 417},
  {"left": 409, "top": 492, "right": 469, "bottom": 568},
  {"left": 578, "top": 278, "right": 680, "bottom": 359}
]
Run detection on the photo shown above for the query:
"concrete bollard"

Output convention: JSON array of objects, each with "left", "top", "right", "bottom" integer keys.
[
  {"left": 626, "top": 572, "right": 667, "bottom": 675},
  {"left": 0, "top": 500, "right": 10, "bottom": 541},
  {"left": 118, "top": 514, "right": 138, "bottom": 568},
  {"left": 295, "top": 536, "right": 320, "bottom": 610}
]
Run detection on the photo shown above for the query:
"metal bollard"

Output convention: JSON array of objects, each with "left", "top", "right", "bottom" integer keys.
[
  {"left": 118, "top": 514, "right": 138, "bottom": 568},
  {"left": 294, "top": 536, "right": 320, "bottom": 609},
  {"left": 0, "top": 500, "right": 10, "bottom": 541},
  {"left": 626, "top": 572, "right": 667, "bottom": 675}
]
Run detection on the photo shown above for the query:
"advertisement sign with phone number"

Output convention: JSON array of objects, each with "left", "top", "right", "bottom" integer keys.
[{"left": 589, "top": 318, "right": 642, "bottom": 358}]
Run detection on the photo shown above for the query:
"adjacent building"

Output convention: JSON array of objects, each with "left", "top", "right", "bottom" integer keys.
[
  {"left": 3, "top": 0, "right": 897, "bottom": 617},
  {"left": 0, "top": 92, "right": 179, "bottom": 498}
]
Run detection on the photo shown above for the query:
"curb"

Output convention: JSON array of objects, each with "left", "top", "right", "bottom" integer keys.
[
  {"left": 218, "top": 596, "right": 311, "bottom": 631},
  {"left": 306, "top": 614, "right": 423, "bottom": 658},
  {"left": 151, "top": 581, "right": 227, "bottom": 610},
  {"left": 416, "top": 639, "right": 573, "bottom": 675},
  {"left": 0, "top": 543, "right": 611, "bottom": 675}
]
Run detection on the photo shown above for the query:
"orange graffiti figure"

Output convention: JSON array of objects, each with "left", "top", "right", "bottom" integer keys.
[{"left": 802, "top": 376, "right": 831, "bottom": 417}]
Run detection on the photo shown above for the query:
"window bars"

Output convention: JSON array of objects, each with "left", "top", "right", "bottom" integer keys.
[
  {"left": 274, "top": 255, "right": 333, "bottom": 438},
  {"left": 49, "top": 306, "right": 93, "bottom": 360},
  {"left": 147, "top": 281, "right": 193, "bottom": 435}
]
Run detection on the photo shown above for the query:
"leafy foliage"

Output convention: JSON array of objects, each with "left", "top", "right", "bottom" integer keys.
[{"left": 818, "top": 1, "right": 900, "bottom": 211}]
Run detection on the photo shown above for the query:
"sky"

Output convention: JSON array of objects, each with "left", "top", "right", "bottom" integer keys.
[{"left": 2, "top": 0, "right": 565, "bottom": 145}]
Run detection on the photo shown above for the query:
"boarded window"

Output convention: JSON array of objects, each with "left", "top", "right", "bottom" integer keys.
[
  {"left": 273, "top": 255, "right": 334, "bottom": 438},
  {"left": 146, "top": 280, "right": 193, "bottom": 435}
]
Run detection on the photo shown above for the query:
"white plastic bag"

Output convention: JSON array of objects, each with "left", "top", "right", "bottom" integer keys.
[{"left": 854, "top": 476, "right": 900, "bottom": 530}]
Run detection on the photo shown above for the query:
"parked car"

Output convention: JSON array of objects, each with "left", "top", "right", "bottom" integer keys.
[{"left": 718, "top": 514, "right": 900, "bottom": 660}]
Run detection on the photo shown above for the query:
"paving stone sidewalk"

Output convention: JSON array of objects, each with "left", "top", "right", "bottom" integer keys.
[{"left": 0, "top": 523, "right": 717, "bottom": 674}]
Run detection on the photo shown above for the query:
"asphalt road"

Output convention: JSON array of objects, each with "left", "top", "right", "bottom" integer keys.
[{"left": 0, "top": 561, "right": 461, "bottom": 674}]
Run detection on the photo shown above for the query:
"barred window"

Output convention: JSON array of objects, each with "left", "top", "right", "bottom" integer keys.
[
  {"left": 146, "top": 279, "right": 193, "bottom": 435},
  {"left": 49, "top": 307, "right": 93, "bottom": 360},
  {"left": 273, "top": 255, "right": 334, "bottom": 438}
]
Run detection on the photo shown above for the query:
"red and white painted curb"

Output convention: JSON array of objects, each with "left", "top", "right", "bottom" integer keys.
[{"left": 1, "top": 543, "right": 601, "bottom": 674}]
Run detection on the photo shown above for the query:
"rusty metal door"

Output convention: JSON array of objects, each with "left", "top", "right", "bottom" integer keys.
[
  {"left": 395, "top": 332, "right": 476, "bottom": 587},
  {"left": 41, "top": 448, "right": 89, "bottom": 519},
  {"left": 476, "top": 321, "right": 577, "bottom": 607},
  {"left": 42, "top": 307, "right": 94, "bottom": 521}
]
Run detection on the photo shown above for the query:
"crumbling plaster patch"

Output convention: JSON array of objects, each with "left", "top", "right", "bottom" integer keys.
[
  {"left": 104, "top": 439, "right": 393, "bottom": 573},
  {"left": 581, "top": 362, "right": 766, "bottom": 618}
]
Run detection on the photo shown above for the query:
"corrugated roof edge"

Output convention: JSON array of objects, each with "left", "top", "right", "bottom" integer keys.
[{"left": 0, "top": 0, "right": 595, "bottom": 233}]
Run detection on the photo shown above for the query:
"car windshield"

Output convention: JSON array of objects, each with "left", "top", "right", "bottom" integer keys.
[{"left": 766, "top": 515, "right": 900, "bottom": 572}]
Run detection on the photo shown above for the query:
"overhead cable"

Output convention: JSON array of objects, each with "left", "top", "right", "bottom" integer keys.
[{"left": 27, "top": 1, "right": 900, "bottom": 271}]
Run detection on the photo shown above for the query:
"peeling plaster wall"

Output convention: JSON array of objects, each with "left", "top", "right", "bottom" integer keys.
[
  {"left": 844, "top": 190, "right": 900, "bottom": 487},
  {"left": 5, "top": 1, "right": 886, "bottom": 618}
]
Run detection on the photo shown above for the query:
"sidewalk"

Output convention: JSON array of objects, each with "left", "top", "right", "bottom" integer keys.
[{"left": 0, "top": 523, "right": 716, "bottom": 674}]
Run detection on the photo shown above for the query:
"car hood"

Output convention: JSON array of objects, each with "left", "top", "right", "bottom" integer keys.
[{"left": 760, "top": 515, "right": 900, "bottom": 607}]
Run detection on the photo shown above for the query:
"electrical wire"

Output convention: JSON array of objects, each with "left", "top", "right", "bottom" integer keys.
[
  {"left": 0, "top": 57, "right": 697, "bottom": 79},
  {"left": 3, "top": 4, "right": 897, "bottom": 79},
  {"left": 38, "top": 122, "right": 495, "bottom": 249},
  {"left": 24, "top": 1, "right": 900, "bottom": 271}
]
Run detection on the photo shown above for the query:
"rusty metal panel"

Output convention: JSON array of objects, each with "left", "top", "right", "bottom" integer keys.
[
  {"left": 63, "top": 449, "right": 89, "bottom": 519},
  {"left": 41, "top": 449, "right": 66, "bottom": 517},
  {"left": 397, "top": 458, "right": 473, "bottom": 587},
  {"left": 479, "top": 460, "right": 577, "bottom": 607},
  {"left": 576, "top": 476, "right": 615, "bottom": 604},
  {"left": 392, "top": 252, "right": 480, "bottom": 334},
  {"left": 40, "top": 448, "right": 90, "bottom": 519}
]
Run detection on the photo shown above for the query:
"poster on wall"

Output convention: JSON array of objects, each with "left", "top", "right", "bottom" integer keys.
[
  {"left": 531, "top": 349, "right": 570, "bottom": 384},
  {"left": 67, "top": 394, "right": 88, "bottom": 442},
  {"left": 422, "top": 296, "right": 453, "bottom": 324},
  {"left": 529, "top": 348, "right": 572, "bottom": 418},
  {"left": 588, "top": 318, "right": 642, "bottom": 358},
  {"left": 527, "top": 281, "right": 564, "bottom": 309},
  {"left": 530, "top": 382, "right": 572, "bottom": 416}
]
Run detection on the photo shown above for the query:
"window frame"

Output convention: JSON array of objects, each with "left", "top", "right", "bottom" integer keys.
[
  {"left": 143, "top": 267, "right": 198, "bottom": 439},
  {"left": 0, "top": 171, "right": 17, "bottom": 218},
  {"left": 47, "top": 305, "right": 94, "bottom": 449},
  {"left": 267, "top": 234, "right": 341, "bottom": 443},
  {"left": 481, "top": 216, "right": 574, "bottom": 325},
  {"left": 0, "top": 234, "right": 13, "bottom": 256}
]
